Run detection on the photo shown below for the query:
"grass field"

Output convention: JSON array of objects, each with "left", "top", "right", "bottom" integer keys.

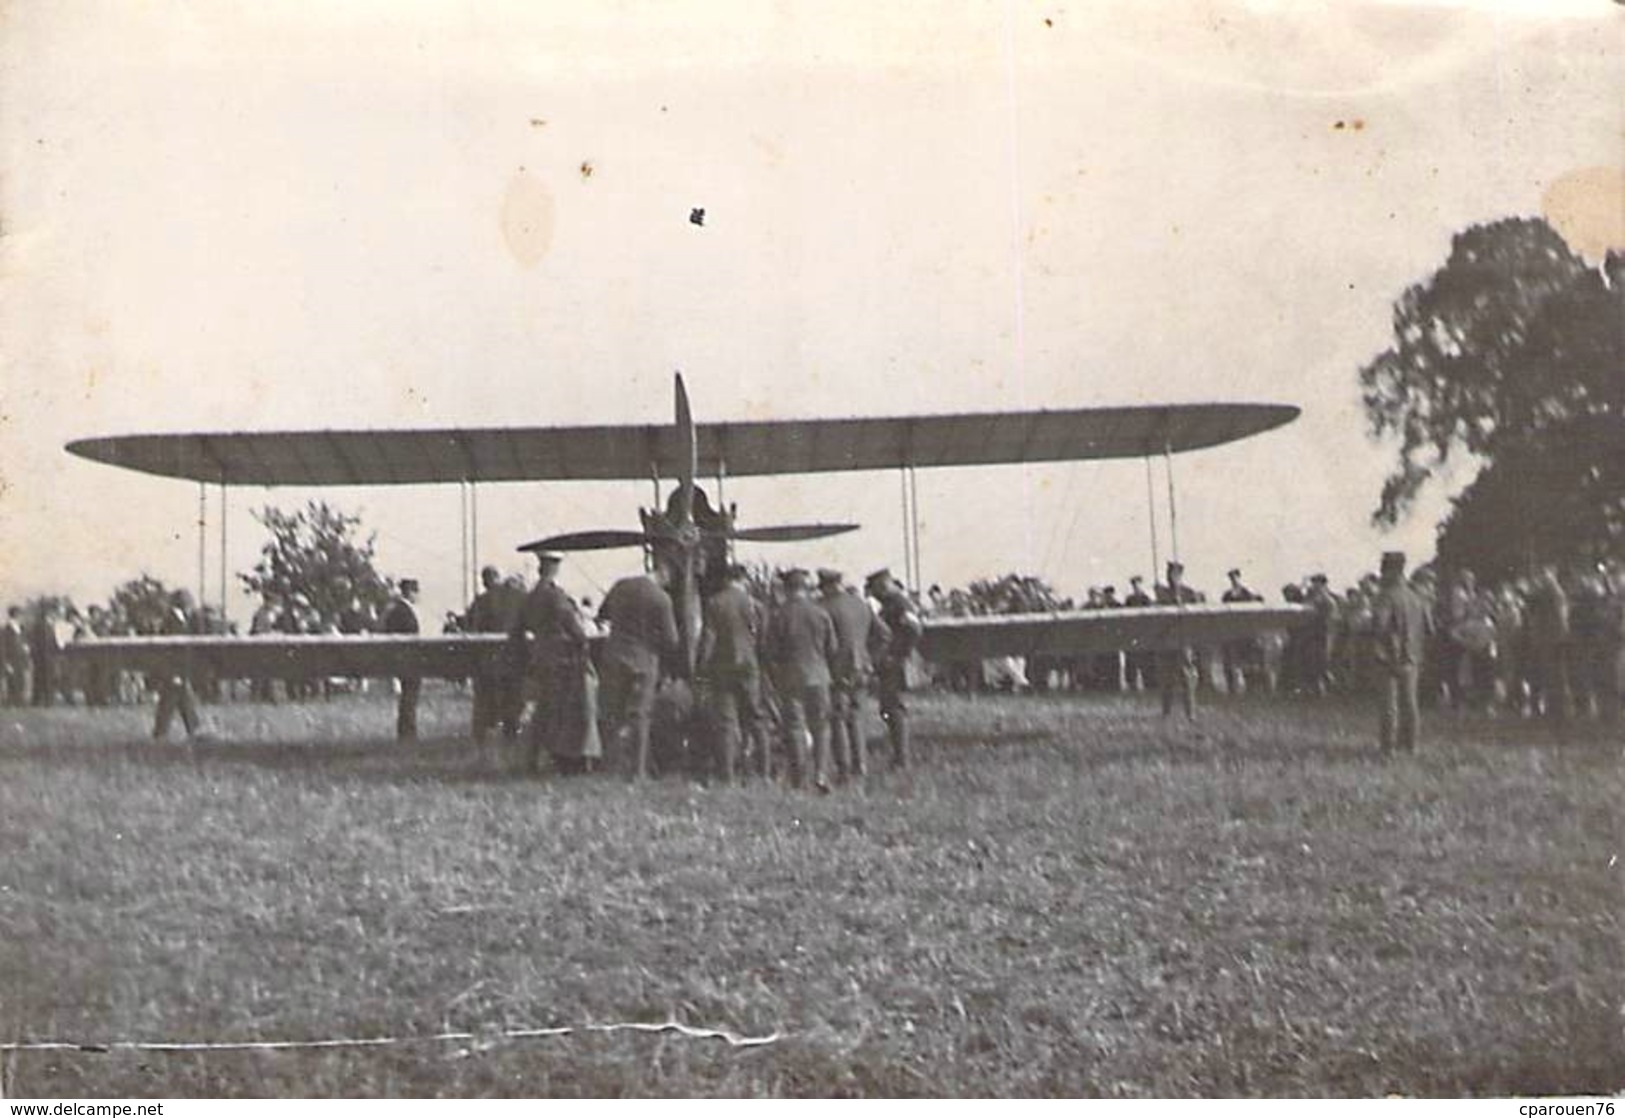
[{"left": 1, "top": 686, "right": 1620, "bottom": 1098}]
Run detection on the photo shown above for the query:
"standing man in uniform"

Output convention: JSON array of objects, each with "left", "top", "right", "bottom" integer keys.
[
  {"left": 466, "top": 565, "right": 526, "bottom": 742},
  {"left": 1371, "top": 551, "right": 1432, "bottom": 755},
  {"left": 819, "top": 568, "right": 886, "bottom": 781},
  {"left": 27, "top": 603, "right": 60, "bottom": 708},
  {"left": 597, "top": 558, "right": 680, "bottom": 780},
  {"left": 1155, "top": 561, "right": 1201, "bottom": 720},
  {"left": 1304, "top": 574, "right": 1338, "bottom": 696},
  {"left": 697, "top": 563, "right": 762, "bottom": 784},
  {"left": 379, "top": 578, "right": 422, "bottom": 741},
  {"left": 511, "top": 552, "right": 594, "bottom": 774},
  {"left": 866, "top": 568, "right": 923, "bottom": 771},
  {"left": 152, "top": 590, "right": 204, "bottom": 742},
  {"left": 764, "top": 568, "right": 837, "bottom": 791}
]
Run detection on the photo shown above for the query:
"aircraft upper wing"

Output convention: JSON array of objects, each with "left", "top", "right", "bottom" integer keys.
[
  {"left": 62, "top": 634, "right": 514, "bottom": 680},
  {"left": 65, "top": 403, "right": 1299, "bottom": 485},
  {"left": 919, "top": 602, "right": 1313, "bottom": 661}
]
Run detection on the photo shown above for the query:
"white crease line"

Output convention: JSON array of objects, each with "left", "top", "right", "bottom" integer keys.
[{"left": 2, "top": 1020, "right": 783, "bottom": 1053}]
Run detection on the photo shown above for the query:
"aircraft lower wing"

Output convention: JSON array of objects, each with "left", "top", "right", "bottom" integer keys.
[
  {"left": 62, "top": 634, "right": 513, "bottom": 680},
  {"left": 919, "top": 603, "right": 1312, "bottom": 661},
  {"left": 65, "top": 604, "right": 1311, "bottom": 684}
]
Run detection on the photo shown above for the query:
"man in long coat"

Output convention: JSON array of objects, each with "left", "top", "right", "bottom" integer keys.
[
  {"left": 1371, "top": 552, "right": 1433, "bottom": 755},
  {"left": 379, "top": 579, "right": 422, "bottom": 740},
  {"left": 765, "top": 568, "right": 837, "bottom": 790},
  {"left": 697, "top": 563, "right": 762, "bottom": 784},
  {"left": 819, "top": 568, "right": 887, "bottom": 781},
  {"left": 597, "top": 559, "right": 680, "bottom": 780},
  {"left": 511, "top": 552, "right": 595, "bottom": 774}
]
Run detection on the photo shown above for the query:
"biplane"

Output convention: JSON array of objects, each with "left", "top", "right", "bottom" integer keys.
[{"left": 62, "top": 375, "right": 1309, "bottom": 692}]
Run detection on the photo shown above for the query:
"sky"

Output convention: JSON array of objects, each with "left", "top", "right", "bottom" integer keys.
[{"left": 2, "top": 0, "right": 1621, "bottom": 626}]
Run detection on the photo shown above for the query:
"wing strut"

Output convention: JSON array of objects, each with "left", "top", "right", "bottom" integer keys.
[
  {"left": 196, "top": 482, "right": 208, "bottom": 618},
  {"left": 909, "top": 465, "right": 922, "bottom": 593},
  {"left": 1144, "top": 456, "right": 1161, "bottom": 577},
  {"left": 1164, "top": 441, "right": 1181, "bottom": 571},
  {"left": 219, "top": 475, "right": 228, "bottom": 627},
  {"left": 898, "top": 467, "right": 912, "bottom": 592}
]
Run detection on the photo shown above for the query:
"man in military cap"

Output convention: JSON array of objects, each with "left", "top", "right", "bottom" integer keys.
[
  {"left": 1155, "top": 560, "right": 1200, "bottom": 720},
  {"left": 152, "top": 589, "right": 204, "bottom": 742},
  {"left": 1304, "top": 573, "right": 1338, "bottom": 695},
  {"left": 380, "top": 578, "right": 422, "bottom": 740},
  {"left": 467, "top": 564, "right": 527, "bottom": 742},
  {"left": 27, "top": 603, "right": 60, "bottom": 708},
  {"left": 819, "top": 567, "right": 887, "bottom": 781},
  {"left": 511, "top": 551, "right": 595, "bottom": 774},
  {"left": 765, "top": 568, "right": 837, "bottom": 790},
  {"left": 1371, "top": 551, "right": 1432, "bottom": 754},
  {"left": 598, "top": 556, "right": 680, "bottom": 780},
  {"left": 697, "top": 563, "right": 762, "bottom": 783},
  {"left": 866, "top": 567, "right": 923, "bottom": 770}
]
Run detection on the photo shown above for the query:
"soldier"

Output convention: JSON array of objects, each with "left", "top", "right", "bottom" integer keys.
[
  {"left": 152, "top": 590, "right": 204, "bottom": 742},
  {"left": 511, "top": 552, "right": 594, "bottom": 774},
  {"left": 1155, "top": 561, "right": 1200, "bottom": 720},
  {"left": 379, "top": 579, "right": 422, "bottom": 740},
  {"left": 1371, "top": 551, "right": 1433, "bottom": 755},
  {"left": 597, "top": 558, "right": 680, "bottom": 780},
  {"left": 2, "top": 605, "right": 29, "bottom": 707},
  {"left": 27, "top": 603, "right": 60, "bottom": 708},
  {"left": 764, "top": 568, "right": 837, "bottom": 790},
  {"left": 697, "top": 563, "right": 762, "bottom": 784},
  {"left": 466, "top": 565, "right": 526, "bottom": 742},
  {"left": 819, "top": 567, "right": 887, "bottom": 781},
  {"left": 866, "top": 567, "right": 923, "bottom": 770},
  {"left": 1304, "top": 574, "right": 1338, "bottom": 695}
]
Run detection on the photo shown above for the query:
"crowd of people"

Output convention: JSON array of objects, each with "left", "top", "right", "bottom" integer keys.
[
  {"left": 6, "top": 546, "right": 1618, "bottom": 763},
  {"left": 463, "top": 555, "right": 923, "bottom": 790},
  {"left": 908, "top": 558, "right": 1625, "bottom": 726},
  {"left": 0, "top": 594, "right": 232, "bottom": 710}
]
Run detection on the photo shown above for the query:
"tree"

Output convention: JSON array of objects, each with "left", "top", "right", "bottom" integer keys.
[
  {"left": 1359, "top": 217, "right": 1623, "bottom": 574},
  {"left": 239, "top": 501, "right": 394, "bottom": 626},
  {"left": 108, "top": 575, "right": 179, "bottom": 635}
]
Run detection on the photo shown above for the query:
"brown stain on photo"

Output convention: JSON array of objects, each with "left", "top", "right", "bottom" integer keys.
[
  {"left": 1543, "top": 166, "right": 1625, "bottom": 260},
  {"left": 500, "top": 169, "right": 555, "bottom": 268}
]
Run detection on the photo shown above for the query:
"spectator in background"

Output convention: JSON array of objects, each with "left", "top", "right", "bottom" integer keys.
[
  {"left": 1372, "top": 551, "right": 1432, "bottom": 755},
  {"left": 379, "top": 579, "right": 422, "bottom": 741},
  {"left": 151, "top": 590, "right": 205, "bottom": 742},
  {"left": 27, "top": 603, "right": 60, "bottom": 707}
]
